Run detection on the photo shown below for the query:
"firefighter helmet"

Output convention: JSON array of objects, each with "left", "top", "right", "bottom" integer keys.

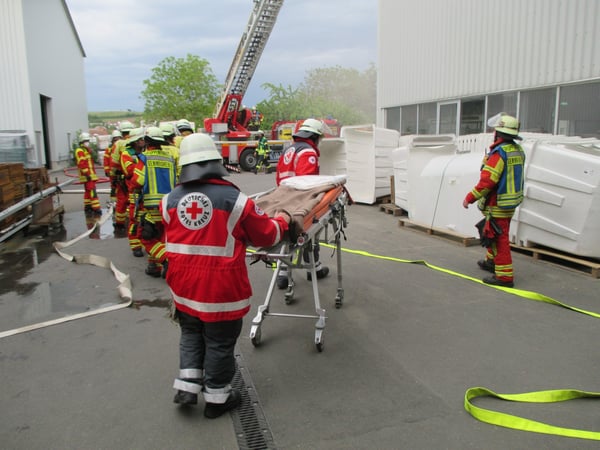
[
  {"left": 293, "top": 118, "right": 332, "bottom": 139},
  {"left": 79, "top": 132, "right": 91, "bottom": 143},
  {"left": 176, "top": 119, "right": 193, "bottom": 133},
  {"left": 487, "top": 113, "right": 522, "bottom": 139},
  {"left": 145, "top": 126, "right": 166, "bottom": 144},
  {"left": 126, "top": 127, "right": 145, "bottom": 145},
  {"left": 119, "top": 121, "right": 135, "bottom": 133},
  {"left": 179, "top": 133, "right": 228, "bottom": 183},
  {"left": 160, "top": 123, "right": 176, "bottom": 137}
]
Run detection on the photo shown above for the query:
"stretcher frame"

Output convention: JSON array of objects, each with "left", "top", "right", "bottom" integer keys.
[{"left": 248, "top": 187, "right": 349, "bottom": 352}]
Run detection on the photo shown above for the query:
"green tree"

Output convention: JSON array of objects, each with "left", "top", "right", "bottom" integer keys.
[
  {"left": 141, "top": 54, "right": 220, "bottom": 127},
  {"left": 256, "top": 65, "right": 376, "bottom": 131}
]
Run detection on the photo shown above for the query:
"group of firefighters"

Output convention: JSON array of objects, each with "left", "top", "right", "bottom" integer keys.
[
  {"left": 75, "top": 118, "right": 195, "bottom": 277},
  {"left": 73, "top": 117, "right": 332, "bottom": 418}
]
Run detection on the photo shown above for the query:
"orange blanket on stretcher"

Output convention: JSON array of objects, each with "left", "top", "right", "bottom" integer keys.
[{"left": 255, "top": 178, "right": 345, "bottom": 233}]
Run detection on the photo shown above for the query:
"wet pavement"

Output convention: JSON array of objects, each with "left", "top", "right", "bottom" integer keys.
[{"left": 1, "top": 169, "right": 600, "bottom": 449}]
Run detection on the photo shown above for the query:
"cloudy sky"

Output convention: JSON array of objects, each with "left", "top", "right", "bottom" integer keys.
[{"left": 65, "top": 0, "right": 378, "bottom": 112}]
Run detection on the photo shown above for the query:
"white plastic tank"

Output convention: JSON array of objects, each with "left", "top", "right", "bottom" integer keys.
[
  {"left": 334, "top": 125, "right": 398, "bottom": 204},
  {"left": 512, "top": 137, "right": 600, "bottom": 257}
]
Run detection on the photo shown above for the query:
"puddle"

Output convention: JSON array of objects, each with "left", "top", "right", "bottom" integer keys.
[{"left": 0, "top": 210, "right": 133, "bottom": 333}]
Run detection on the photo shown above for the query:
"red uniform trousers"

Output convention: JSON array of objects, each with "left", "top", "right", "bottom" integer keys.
[{"left": 485, "top": 216, "right": 513, "bottom": 282}]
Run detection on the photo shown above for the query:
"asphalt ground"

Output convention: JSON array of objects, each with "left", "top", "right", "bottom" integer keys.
[{"left": 1, "top": 168, "right": 599, "bottom": 449}]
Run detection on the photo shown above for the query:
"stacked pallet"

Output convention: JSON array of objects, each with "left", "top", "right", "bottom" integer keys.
[{"left": 0, "top": 163, "right": 49, "bottom": 229}]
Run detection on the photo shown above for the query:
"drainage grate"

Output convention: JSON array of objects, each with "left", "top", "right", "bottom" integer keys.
[{"left": 230, "top": 353, "right": 277, "bottom": 450}]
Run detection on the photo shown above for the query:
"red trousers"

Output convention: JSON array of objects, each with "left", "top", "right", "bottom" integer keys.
[
  {"left": 83, "top": 180, "right": 101, "bottom": 211},
  {"left": 485, "top": 217, "right": 514, "bottom": 282}
]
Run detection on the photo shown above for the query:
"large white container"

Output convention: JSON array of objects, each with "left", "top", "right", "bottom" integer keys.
[
  {"left": 512, "top": 137, "right": 600, "bottom": 257},
  {"left": 338, "top": 125, "right": 398, "bottom": 204}
]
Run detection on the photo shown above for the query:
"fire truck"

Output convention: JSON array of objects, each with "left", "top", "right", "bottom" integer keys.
[{"left": 203, "top": 0, "right": 287, "bottom": 171}]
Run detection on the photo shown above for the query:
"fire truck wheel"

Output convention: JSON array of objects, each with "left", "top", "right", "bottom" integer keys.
[{"left": 239, "top": 148, "right": 257, "bottom": 172}]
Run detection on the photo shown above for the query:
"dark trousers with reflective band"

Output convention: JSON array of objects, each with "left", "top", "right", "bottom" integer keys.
[{"left": 177, "top": 310, "right": 242, "bottom": 403}]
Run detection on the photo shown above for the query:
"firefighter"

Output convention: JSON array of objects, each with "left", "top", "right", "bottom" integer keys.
[
  {"left": 111, "top": 121, "right": 135, "bottom": 231},
  {"left": 160, "top": 133, "right": 290, "bottom": 417},
  {"left": 74, "top": 132, "right": 102, "bottom": 216},
  {"left": 174, "top": 119, "right": 194, "bottom": 148},
  {"left": 103, "top": 130, "right": 122, "bottom": 203},
  {"left": 463, "top": 113, "right": 526, "bottom": 288},
  {"left": 120, "top": 128, "right": 146, "bottom": 257},
  {"left": 160, "top": 123, "right": 181, "bottom": 181},
  {"left": 253, "top": 130, "right": 270, "bottom": 174},
  {"left": 275, "top": 118, "right": 331, "bottom": 289},
  {"left": 132, "top": 127, "right": 176, "bottom": 277}
]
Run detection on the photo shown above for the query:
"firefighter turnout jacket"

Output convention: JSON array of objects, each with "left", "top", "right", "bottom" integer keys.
[
  {"left": 75, "top": 145, "right": 99, "bottom": 182},
  {"left": 464, "top": 140, "right": 526, "bottom": 218},
  {"left": 160, "top": 179, "right": 289, "bottom": 322},
  {"left": 275, "top": 138, "right": 320, "bottom": 186}
]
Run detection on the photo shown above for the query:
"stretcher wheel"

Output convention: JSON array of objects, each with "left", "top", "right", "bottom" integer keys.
[
  {"left": 335, "top": 289, "right": 344, "bottom": 309},
  {"left": 251, "top": 327, "right": 262, "bottom": 347},
  {"left": 315, "top": 338, "right": 324, "bottom": 352},
  {"left": 284, "top": 288, "right": 294, "bottom": 304}
]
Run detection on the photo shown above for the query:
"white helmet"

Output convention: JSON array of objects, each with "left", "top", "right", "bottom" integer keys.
[
  {"left": 160, "top": 123, "right": 176, "bottom": 137},
  {"left": 111, "top": 130, "right": 123, "bottom": 139},
  {"left": 179, "top": 133, "right": 228, "bottom": 183},
  {"left": 79, "top": 132, "right": 91, "bottom": 143},
  {"left": 144, "top": 126, "right": 166, "bottom": 143},
  {"left": 293, "top": 118, "right": 332, "bottom": 139},
  {"left": 119, "top": 121, "right": 135, "bottom": 133},
  {"left": 176, "top": 119, "right": 193, "bottom": 133}
]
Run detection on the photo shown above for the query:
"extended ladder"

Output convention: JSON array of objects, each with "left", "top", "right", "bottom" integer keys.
[{"left": 213, "top": 0, "right": 284, "bottom": 117}]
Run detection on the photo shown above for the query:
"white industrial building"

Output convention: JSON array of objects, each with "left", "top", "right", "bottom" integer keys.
[
  {"left": 0, "top": 0, "right": 88, "bottom": 169},
  {"left": 377, "top": 0, "right": 600, "bottom": 139}
]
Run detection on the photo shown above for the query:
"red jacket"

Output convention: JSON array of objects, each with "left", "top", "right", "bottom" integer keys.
[
  {"left": 75, "top": 146, "right": 98, "bottom": 182},
  {"left": 159, "top": 179, "right": 288, "bottom": 322},
  {"left": 275, "top": 138, "right": 320, "bottom": 186}
]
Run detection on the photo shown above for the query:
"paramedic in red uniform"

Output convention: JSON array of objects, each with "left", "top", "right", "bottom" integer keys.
[
  {"left": 275, "top": 118, "right": 331, "bottom": 289},
  {"left": 463, "top": 113, "right": 526, "bottom": 288},
  {"left": 160, "top": 133, "right": 291, "bottom": 418}
]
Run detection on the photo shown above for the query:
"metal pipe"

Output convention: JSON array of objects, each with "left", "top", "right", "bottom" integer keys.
[{"left": 0, "top": 178, "right": 75, "bottom": 222}]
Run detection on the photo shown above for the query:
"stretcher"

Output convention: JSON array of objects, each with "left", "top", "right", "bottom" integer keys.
[{"left": 247, "top": 175, "right": 350, "bottom": 352}]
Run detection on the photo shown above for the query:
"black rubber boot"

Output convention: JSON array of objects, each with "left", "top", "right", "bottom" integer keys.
[
  {"left": 204, "top": 389, "right": 241, "bottom": 419},
  {"left": 173, "top": 390, "right": 198, "bottom": 406},
  {"left": 307, "top": 266, "right": 330, "bottom": 281},
  {"left": 482, "top": 275, "right": 514, "bottom": 288},
  {"left": 477, "top": 259, "right": 495, "bottom": 273}
]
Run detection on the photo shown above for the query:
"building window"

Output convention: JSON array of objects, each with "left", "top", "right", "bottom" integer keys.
[
  {"left": 519, "top": 88, "right": 556, "bottom": 134},
  {"left": 400, "top": 105, "right": 417, "bottom": 135},
  {"left": 439, "top": 102, "right": 458, "bottom": 134},
  {"left": 487, "top": 92, "right": 518, "bottom": 121},
  {"left": 385, "top": 107, "right": 401, "bottom": 132},
  {"left": 557, "top": 82, "right": 600, "bottom": 138},
  {"left": 418, "top": 102, "right": 437, "bottom": 134},
  {"left": 460, "top": 99, "right": 484, "bottom": 135}
]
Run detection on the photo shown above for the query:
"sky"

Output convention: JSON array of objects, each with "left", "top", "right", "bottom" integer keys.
[{"left": 65, "top": 0, "right": 378, "bottom": 112}]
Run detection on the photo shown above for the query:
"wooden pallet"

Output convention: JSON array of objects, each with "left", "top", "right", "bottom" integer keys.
[
  {"left": 511, "top": 244, "right": 600, "bottom": 278},
  {"left": 379, "top": 203, "right": 406, "bottom": 216},
  {"left": 398, "top": 218, "right": 480, "bottom": 247}
]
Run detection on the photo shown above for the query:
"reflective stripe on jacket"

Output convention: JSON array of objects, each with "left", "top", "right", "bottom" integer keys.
[
  {"left": 134, "top": 148, "right": 176, "bottom": 208},
  {"left": 159, "top": 180, "right": 288, "bottom": 322},
  {"left": 75, "top": 147, "right": 98, "bottom": 182}
]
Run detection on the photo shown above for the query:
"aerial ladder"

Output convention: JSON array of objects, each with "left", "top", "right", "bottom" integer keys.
[{"left": 204, "top": 0, "right": 284, "bottom": 142}]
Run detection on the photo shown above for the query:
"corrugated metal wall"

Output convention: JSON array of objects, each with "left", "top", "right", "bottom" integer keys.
[
  {"left": 378, "top": 0, "right": 600, "bottom": 109},
  {"left": 0, "top": 0, "right": 34, "bottom": 133}
]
